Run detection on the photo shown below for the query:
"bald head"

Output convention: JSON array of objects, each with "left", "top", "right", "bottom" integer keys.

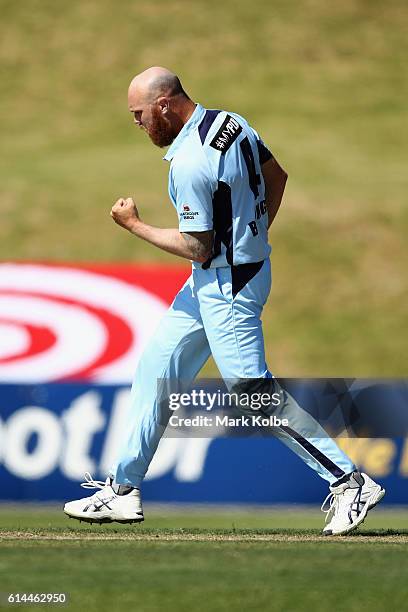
[
  {"left": 128, "top": 67, "right": 187, "bottom": 105},
  {"left": 127, "top": 66, "right": 196, "bottom": 148}
]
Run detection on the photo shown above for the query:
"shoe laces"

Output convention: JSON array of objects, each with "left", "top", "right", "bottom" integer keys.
[
  {"left": 320, "top": 492, "right": 338, "bottom": 523},
  {"left": 80, "top": 472, "right": 109, "bottom": 491},
  {"left": 321, "top": 483, "right": 364, "bottom": 524}
]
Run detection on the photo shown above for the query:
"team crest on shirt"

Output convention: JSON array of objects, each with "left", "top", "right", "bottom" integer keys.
[{"left": 210, "top": 115, "right": 243, "bottom": 154}]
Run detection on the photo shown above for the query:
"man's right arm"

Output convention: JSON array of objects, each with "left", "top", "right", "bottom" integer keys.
[
  {"left": 110, "top": 197, "right": 213, "bottom": 263},
  {"left": 261, "top": 156, "right": 288, "bottom": 229}
]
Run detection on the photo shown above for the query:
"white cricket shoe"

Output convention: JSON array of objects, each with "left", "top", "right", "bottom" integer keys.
[
  {"left": 321, "top": 471, "right": 385, "bottom": 536},
  {"left": 63, "top": 472, "right": 144, "bottom": 525}
]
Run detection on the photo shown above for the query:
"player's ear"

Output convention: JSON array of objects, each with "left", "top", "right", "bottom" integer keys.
[{"left": 157, "top": 97, "right": 169, "bottom": 114}]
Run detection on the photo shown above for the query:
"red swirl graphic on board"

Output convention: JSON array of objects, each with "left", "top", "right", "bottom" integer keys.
[{"left": 0, "top": 263, "right": 189, "bottom": 383}]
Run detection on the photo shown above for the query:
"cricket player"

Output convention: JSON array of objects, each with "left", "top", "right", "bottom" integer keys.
[{"left": 64, "top": 67, "right": 385, "bottom": 535}]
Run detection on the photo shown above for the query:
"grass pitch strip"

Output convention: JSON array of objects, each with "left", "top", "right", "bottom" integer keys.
[{"left": 0, "top": 507, "right": 407, "bottom": 611}]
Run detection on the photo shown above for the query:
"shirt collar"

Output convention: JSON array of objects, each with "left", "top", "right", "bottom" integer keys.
[{"left": 163, "top": 103, "right": 206, "bottom": 162}]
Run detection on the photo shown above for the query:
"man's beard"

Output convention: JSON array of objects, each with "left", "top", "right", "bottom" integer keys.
[{"left": 146, "top": 106, "right": 176, "bottom": 148}]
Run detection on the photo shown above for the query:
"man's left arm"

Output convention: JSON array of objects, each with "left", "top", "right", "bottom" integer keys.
[{"left": 261, "top": 156, "right": 288, "bottom": 229}]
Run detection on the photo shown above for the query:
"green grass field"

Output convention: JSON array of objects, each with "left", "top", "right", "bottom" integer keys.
[
  {"left": 0, "top": 0, "right": 407, "bottom": 376},
  {"left": 1, "top": 506, "right": 408, "bottom": 611}
]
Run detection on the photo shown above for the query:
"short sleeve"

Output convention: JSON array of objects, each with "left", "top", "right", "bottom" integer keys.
[
  {"left": 172, "top": 160, "right": 214, "bottom": 232},
  {"left": 257, "top": 138, "right": 273, "bottom": 165},
  {"left": 250, "top": 127, "right": 274, "bottom": 165}
]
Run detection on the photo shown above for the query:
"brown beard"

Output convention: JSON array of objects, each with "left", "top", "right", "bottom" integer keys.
[{"left": 146, "top": 106, "right": 176, "bottom": 148}]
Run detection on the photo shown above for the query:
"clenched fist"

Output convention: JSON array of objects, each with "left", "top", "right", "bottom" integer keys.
[{"left": 110, "top": 197, "right": 140, "bottom": 232}]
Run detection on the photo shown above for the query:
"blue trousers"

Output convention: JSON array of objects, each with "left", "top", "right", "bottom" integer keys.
[{"left": 113, "top": 259, "right": 355, "bottom": 487}]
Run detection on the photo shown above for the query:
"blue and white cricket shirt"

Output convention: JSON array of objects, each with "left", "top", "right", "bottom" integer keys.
[{"left": 164, "top": 104, "right": 273, "bottom": 269}]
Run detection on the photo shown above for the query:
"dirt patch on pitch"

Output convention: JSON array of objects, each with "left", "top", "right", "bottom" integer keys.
[{"left": 1, "top": 531, "right": 407, "bottom": 544}]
